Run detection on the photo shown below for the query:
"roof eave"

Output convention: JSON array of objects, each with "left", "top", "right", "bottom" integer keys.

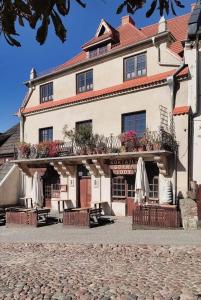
[{"left": 23, "top": 31, "right": 171, "bottom": 87}]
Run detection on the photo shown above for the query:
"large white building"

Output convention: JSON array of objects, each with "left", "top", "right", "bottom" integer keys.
[{"left": 15, "top": 12, "right": 192, "bottom": 216}]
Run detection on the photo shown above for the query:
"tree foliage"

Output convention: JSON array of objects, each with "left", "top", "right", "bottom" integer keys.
[{"left": 0, "top": 0, "right": 185, "bottom": 47}]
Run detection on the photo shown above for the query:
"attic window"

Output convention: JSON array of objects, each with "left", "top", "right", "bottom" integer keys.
[
  {"left": 99, "top": 26, "right": 106, "bottom": 36},
  {"left": 89, "top": 45, "right": 108, "bottom": 58}
]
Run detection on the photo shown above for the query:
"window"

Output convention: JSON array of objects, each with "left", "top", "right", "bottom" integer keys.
[
  {"left": 149, "top": 176, "right": 159, "bottom": 199},
  {"left": 124, "top": 53, "right": 146, "bottom": 81},
  {"left": 112, "top": 176, "right": 135, "bottom": 199},
  {"left": 40, "top": 82, "right": 53, "bottom": 103},
  {"left": 122, "top": 111, "right": 146, "bottom": 137},
  {"left": 75, "top": 120, "right": 92, "bottom": 132},
  {"left": 39, "top": 127, "right": 53, "bottom": 142},
  {"left": 89, "top": 45, "right": 108, "bottom": 58},
  {"left": 76, "top": 70, "right": 93, "bottom": 93},
  {"left": 112, "top": 177, "right": 126, "bottom": 198}
]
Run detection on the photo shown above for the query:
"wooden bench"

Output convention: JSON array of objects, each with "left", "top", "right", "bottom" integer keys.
[
  {"left": 63, "top": 207, "right": 103, "bottom": 227},
  {"left": 0, "top": 208, "right": 5, "bottom": 225},
  {"left": 5, "top": 207, "right": 50, "bottom": 227}
]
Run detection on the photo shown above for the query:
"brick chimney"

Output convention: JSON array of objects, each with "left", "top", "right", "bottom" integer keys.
[{"left": 121, "top": 15, "right": 135, "bottom": 26}]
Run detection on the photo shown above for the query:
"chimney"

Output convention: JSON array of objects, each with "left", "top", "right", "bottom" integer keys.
[
  {"left": 30, "top": 68, "right": 37, "bottom": 80},
  {"left": 191, "top": 3, "right": 197, "bottom": 12},
  {"left": 121, "top": 15, "right": 135, "bottom": 26},
  {"left": 158, "top": 16, "right": 167, "bottom": 33}
]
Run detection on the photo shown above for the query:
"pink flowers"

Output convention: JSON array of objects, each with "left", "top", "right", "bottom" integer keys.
[{"left": 120, "top": 130, "right": 137, "bottom": 143}]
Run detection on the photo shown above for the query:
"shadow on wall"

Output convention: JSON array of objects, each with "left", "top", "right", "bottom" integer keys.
[
  {"left": 102, "top": 202, "right": 112, "bottom": 215},
  {"left": 177, "top": 159, "right": 186, "bottom": 172}
]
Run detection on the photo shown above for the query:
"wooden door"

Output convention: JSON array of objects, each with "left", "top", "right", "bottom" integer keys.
[
  {"left": 42, "top": 166, "right": 60, "bottom": 208},
  {"left": 79, "top": 178, "right": 91, "bottom": 208}
]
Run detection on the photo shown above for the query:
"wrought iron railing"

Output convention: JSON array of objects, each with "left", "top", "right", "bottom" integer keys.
[{"left": 14, "top": 129, "right": 177, "bottom": 160}]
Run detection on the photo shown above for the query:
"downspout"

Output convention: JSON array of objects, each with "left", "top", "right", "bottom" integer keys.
[
  {"left": 19, "top": 112, "right": 25, "bottom": 143},
  {"left": 167, "top": 63, "right": 186, "bottom": 205}
]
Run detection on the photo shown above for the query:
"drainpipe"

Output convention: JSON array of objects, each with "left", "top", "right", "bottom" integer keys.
[
  {"left": 167, "top": 62, "right": 186, "bottom": 205},
  {"left": 19, "top": 111, "right": 25, "bottom": 143},
  {"left": 152, "top": 37, "right": 186, "bottom": 204}
]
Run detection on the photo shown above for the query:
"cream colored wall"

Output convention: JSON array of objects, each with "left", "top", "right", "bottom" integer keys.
[
  {"left": 193, "top": 117, "right": 201, "bottom": 184},
  {"left": 0, "top": 166, "right": 21, "bottom": 206},
  {"left": 25, "top": 42, "right": 181, "bottom": 109},
  {"left": 24, "top": 81, "right": 188, "bottom": 144},
  {"left": 174, "top": 114, "right": 189, "bottom": 197}
]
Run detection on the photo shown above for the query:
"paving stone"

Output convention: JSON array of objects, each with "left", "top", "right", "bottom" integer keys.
[{"left": 0, "top": 244, "right": 201, "bottom": 299}]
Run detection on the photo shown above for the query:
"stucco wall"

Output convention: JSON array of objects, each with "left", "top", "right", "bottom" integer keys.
[
  {"left": 24, "top": 81, "right": 188, "bottom": 144},
  {"left": 25, "top": 42, "right": 181, "bottom": 109},
  {"left": 174, "top": 114, "right": 189, "bottom": 197},
  {"left": 193, "top": 117, "right": 201, "bottom": 184},
  {"left": 0, "top": 166, "right": 21, "bottom": 206}
]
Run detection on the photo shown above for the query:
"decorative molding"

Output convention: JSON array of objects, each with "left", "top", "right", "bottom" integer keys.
[
  {"left": 58, "top": 161, "right": 75, "bottom": 177},
  {"left": 154, "top": 155, "right": 168, "bottom": 176},
  {"left": 82, "top": 159, "right": 99, "bottom": 177},
  {"left": 92, "top": 159, "right": 110, "bottom": 177}
]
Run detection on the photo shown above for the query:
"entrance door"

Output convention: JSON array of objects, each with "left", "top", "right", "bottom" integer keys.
[
  {"left": 42, "top": 166, "right": 60, "bottom": 208},
  {"left": 79, "top": 177, "right": 91, "bottom": 208}
]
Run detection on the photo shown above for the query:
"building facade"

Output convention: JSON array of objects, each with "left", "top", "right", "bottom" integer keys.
[{"left": 16, "top": 13, "right": 191, "bottom": 215}]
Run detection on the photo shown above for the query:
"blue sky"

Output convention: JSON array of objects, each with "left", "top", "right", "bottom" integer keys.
[{"left": 0, "top": 0, "right": 194, "bottom": 132}]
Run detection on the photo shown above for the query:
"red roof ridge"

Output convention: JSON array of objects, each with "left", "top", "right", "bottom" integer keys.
[
  {"left": 141, "top": 12, "right": 190, "bottom": 31},
  {"left": 22, "top": 67, "right": 188, "bottom": 115}
]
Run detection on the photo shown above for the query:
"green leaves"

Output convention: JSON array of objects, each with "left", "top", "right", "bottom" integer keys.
[
  {"left": 117, "top": 0, "right": 146, "bottom": 14},
  {"left": 117, "top": 0, "right": 185, "bottom": 17},
  {"left": 0, "top": 0, "right": 85, "bottom": 46},
  {"left": 0, "top": 0, "right": 185, "bottom": 47}
]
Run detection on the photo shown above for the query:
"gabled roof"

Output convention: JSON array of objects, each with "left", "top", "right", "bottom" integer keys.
[
  {"left": 0, "top": 124, "right": 20, "bottom": 156},
  {"left": 21, "top": 67, "right": 188, "bottom": 115},
  {"left": 82, "top": 19, "right": 120, "bottom": 50},
  {"left": 54, "top": 13, "right": 189, "bottom": 74}
]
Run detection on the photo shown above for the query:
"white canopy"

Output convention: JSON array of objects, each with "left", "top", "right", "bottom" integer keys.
[
  {"left": 135, "top": 157, "right": 150, "bottom": 203},
  {"left": 32, "top": 171, "right": 44, "bottom": 208}
]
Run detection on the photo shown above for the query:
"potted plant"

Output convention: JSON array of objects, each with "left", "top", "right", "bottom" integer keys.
[
  {"left": 37, "top": 142, "right": 50, "bottom": 158},
  {"left": 138, "top": 135, "right": 148, "bottom": 151},
  {"left": 95, "top": 135, "right": 107, "bottom": 154},
  {"left": 18, "top": 142, "right": 30, "bottom": 159},
  {"left": 119, "top": 130, "right": 138, "bottom": 152},
  {"left": 48, "top": 140, "right": 61, "bottom": 157}
]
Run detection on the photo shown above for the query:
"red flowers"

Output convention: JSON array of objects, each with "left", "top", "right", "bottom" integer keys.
[{"left": 119, "top": 130, "right": 137, "bottom": 143}]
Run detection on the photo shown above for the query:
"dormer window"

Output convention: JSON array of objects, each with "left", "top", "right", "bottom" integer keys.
[
  {"left": 40, "top": 82, "right": 53, "bottom": 103},
  {"left": 89, "top": 45, "right": 108, "bottom": 58},
  {"left": 82, "top": 19, "right": 119, "bottom": 54},
  {"left": 124, "top": 53, "right": 146, "bottom": 81}
]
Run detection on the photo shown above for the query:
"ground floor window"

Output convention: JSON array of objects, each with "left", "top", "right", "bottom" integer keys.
[
  {"left": 112, "top": 175, "right": 135, "bottom": 200},
  {"left": 145, "top": 162, "right": 159, "bottom": 201},
  {"left": 111, "top": 161, "right": 159, "bottom": 202}
]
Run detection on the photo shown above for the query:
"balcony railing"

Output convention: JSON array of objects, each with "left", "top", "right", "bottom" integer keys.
[{"left": 14, "top": 129, "right": 177, "bottom": 160}]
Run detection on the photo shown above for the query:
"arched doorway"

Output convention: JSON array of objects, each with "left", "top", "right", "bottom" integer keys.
[{"left": 42, "top": 165, "right": 60, "bottom": 208}]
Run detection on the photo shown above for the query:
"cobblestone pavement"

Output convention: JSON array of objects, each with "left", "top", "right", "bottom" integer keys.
[{"left": 0, "top": 243, "right": 201, "bottom": 300}]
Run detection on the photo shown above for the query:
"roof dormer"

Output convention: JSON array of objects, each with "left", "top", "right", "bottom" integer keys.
[{"left": 82, "top": 19, "right": 119, "bottom": 52}]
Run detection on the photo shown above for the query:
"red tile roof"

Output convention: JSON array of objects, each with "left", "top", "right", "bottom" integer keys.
[
  {"left": 54, "top": 13, "right": 189, "bottom": 73},
  {"left": 22, "top": 67, "right": 189, "bottom": 115},
  {"left": 82, "top": 19, "right": 119, "bottom": 49},
  {"left": 173, "top": 106, "right": 191, "bottom": 116}
]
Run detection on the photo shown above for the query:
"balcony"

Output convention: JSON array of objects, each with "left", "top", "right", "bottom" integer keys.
[{"left": 14, "top": 128, "right": 177, "bottom": 161}]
